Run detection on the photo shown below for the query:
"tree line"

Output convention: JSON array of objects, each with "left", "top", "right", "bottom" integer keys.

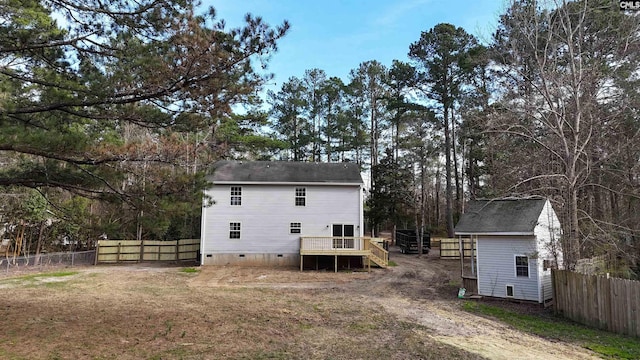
[
  {"left": 267, "top": 0, "right": 640, "bottom": 274},
  {"left": 1, "top": 1, "right": 639, "bottom": 276}
]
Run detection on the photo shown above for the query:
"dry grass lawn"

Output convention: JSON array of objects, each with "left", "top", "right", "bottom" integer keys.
[{"left": 0, "top": 251, "right": 599, "bottom": 359}]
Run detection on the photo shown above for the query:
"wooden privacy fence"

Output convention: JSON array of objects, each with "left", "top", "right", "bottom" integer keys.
[
  {"left": 96, "top": 239, "right": 199, "bottom": 264},
  {"left": 430, "top": 237, "right": 444, "bottom": 248},
  {"left": 439, "top": 238, "right": 475, "bottom": 259},
  {"left": 553, "top": 270, "right": 640, "bottom": 338}
]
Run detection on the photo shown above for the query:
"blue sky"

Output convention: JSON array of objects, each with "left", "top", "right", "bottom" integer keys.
[{"left": 204, "top": 0, "right": 508, "bottom": 89}]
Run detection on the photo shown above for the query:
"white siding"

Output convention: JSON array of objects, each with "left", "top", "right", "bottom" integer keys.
[
  {"left": 201, "top": 184, "right": 362, "bottom": 256},
  {"left": 477, "top": 236, "right": 540, "bottom": 302},
  {"left": 535, "top": 199, "right": 563, "bottom": 302}
]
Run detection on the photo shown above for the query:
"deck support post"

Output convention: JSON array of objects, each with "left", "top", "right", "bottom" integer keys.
[
  {"left": 471, "top": 235, "right": 475, "bottom": 275},
  {"left": 459, "top": 235, "right": 464, "bottom": 277},
  {"left": 300, "top": 237, "right": 303, "bottom": 272},
  {"left": 334, "top": 255, "right": 337, "bottom": 273}
]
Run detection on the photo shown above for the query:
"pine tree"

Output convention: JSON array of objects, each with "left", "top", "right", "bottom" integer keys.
[{"left": 409, "top": 23, "right": 478, "bottom": 237}]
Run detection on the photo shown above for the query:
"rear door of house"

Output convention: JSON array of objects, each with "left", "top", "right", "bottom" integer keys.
[{"left": 332, "top": 224, "right": 355, "bottom": 248}]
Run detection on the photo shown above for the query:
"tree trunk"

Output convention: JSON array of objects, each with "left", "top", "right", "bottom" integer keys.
[
  {"left": 468, "top": 142, "right": 476, "bottom": 200},
  {"left": 293, "top": 116, "right": 299, "bottom": 161},
  {"left": 420, "top": 159, "right": 427, "bottom": 253},
  {"left": 35, "top": 221, "right": 45, "bottom": 265},
  {"left": 137, "top": 210, "right": 143, "bottom": 241},
  {"left": 435, "top": 166, "right": 441, "bottom": 228},
  {"left": 370, "top": 93, "right": 378, "bottom": 190},
  {"left": 452, "top": 107, "right": 461, "bottom": 216},
  {"left": 395, "top": 119, "right": 400, "bottom": 163},
  {"left": 444, "top": 106, "right": 454, "bottom": 238},
  {"left": 567, "top": 183, "right": 581, "bottom": 268}
]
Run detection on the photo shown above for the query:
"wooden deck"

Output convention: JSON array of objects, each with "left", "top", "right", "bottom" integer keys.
[{"left": 299, "top": 237, "right": 389, "bottom": 271}]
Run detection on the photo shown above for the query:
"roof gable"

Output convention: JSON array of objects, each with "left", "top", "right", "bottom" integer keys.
[
  {"left": 210, "top": 161, "right": 363, "bottom": 184},
  {"left": 454, "top": 198, "right": 547, "bottom": 235}
]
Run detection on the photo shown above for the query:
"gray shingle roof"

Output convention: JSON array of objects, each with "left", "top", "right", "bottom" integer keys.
[
  {"left": 210, "top": 161, "right": 363, "bottom": 184},
  {"left": 454, "top": 198, "right": 547, "bottom": 234}
]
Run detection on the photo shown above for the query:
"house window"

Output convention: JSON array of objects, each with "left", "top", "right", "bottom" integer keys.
[
  {"left": 295, "top": 187, "right": 306, "bottom": 206},
  {"left": 230, "top": 186, "right": 242, "bottom": 206},
  {"left": 515, "top": 255, "right": 529, "bottom": 277},
  {"left": 290, "top": 222, "right": 301, "bottom": 234},
  {"left": 229, "top": 222, "right": 241, "bottom": 239}
]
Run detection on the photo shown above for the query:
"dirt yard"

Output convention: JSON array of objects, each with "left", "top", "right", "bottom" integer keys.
[{"left": 0, "top": 248, "right": 598, "bottom": 359}]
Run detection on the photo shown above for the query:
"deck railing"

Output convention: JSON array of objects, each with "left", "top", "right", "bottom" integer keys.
[
  {"left": 300, "top": 236, "right": 386, "bottom": 257},
  {"left": 300, "top": 237, "right": 367, "bottom": 252},
  {"left": 368, "top": 240, "right": 389, "bottom": 265}
]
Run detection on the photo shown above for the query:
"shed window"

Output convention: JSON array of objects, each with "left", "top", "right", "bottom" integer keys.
[
  {"left": 229, "top": 222, "right": 241, "bottom": 239},
  {"left": 230, "top": 186, "right": 242, "bottom": 206},
  {"left": 506, "top": 285, "right": 514, "bottom": 297},
  {"left": 295, "top": 187, "right": 306, "bottom": 206},
  {"left": 290, "top": 222, "right": 301, "bottom": 234},
  {"left": 515, "top": 256, "right": 529, "bottom": 277}
]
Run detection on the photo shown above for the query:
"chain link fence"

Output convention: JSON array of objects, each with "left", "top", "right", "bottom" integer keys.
[{"left": 0, "top": 250, "right": 96, "bottom": 274}]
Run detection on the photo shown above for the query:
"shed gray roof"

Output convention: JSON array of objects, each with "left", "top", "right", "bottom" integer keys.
[
  {"left": 454, "top": 198, "right": 547, "bottom": 235},
  {"left": 210, "top": 161, "right": 363, "bottom": 184}
]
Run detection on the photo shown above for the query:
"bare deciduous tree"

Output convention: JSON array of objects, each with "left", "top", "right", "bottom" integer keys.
[{"left": 489, "top": 0, "right": 640, "bottom": 269}]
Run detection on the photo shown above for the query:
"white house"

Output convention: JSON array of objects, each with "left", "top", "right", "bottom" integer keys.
[
  {"left": 454, "top": 198, "right": 563, "bottom": 303},
  {"left": 200, "top": 161, "right": 365, "bottom": 267}
]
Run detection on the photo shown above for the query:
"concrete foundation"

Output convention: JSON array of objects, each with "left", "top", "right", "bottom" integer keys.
[{"left": 201, "top": 253, "right": 299, "bottom": 267}]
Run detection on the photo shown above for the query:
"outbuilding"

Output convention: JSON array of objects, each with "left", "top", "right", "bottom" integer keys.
[{"left": 454, "top": 198, "right": 563, "bottom": 303}]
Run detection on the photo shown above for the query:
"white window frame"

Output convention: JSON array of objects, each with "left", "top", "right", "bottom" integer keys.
[
  {"left": 515, "top": 255, "right": 529, "bottom": 278},
  {"left": 229, "top": 222, "right": 241, "bottom": 239},
  {"left": 295, "top": 187, "right": 306, "bottom": 206},
  {"left": 230, "top": 186, "right": 242, "bottom": 206},
  {"left": 290, "top": 222, "right": 301, "bottom": 234},
  {"left": 506, "top": 284, "right": 514, "bottom": 298}
]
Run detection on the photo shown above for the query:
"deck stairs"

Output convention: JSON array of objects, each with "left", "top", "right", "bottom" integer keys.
[{"left": 367, "top": 239, "right": 389, "bottom": 268}]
